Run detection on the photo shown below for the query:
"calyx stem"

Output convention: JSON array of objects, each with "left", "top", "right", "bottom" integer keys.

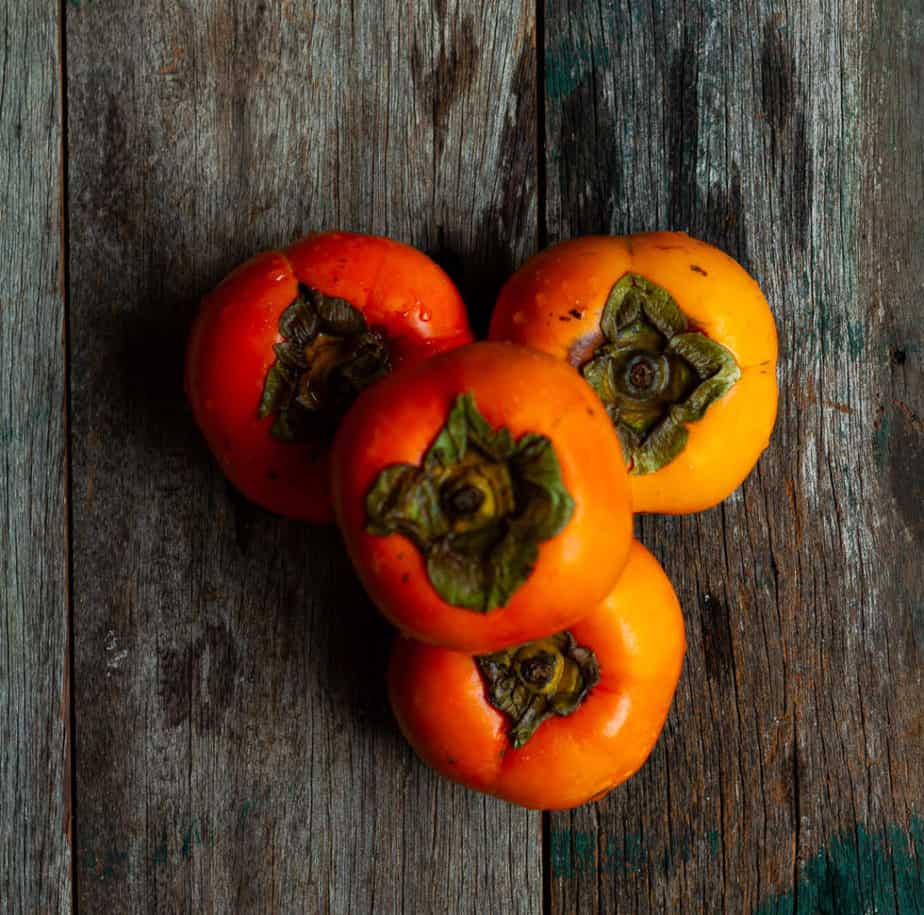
[
  {"left": 581, "top": 273, "right": 740, "bottom": 474},
  {"left": 477, "top": 631, "right": 600, "bottom": 748},
  {"left": 258, "top": 285, "right": 391, "bottom": 442},
  {"left": 365, "top": 394, "right": 575, "bottom": 612}
]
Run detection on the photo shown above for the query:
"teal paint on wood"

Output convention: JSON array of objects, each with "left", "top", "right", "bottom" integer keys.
[
  {"left": 550, "top": 823, "right": 721, "bottom": 880},
  {"left": 545, "top": 48, "right": 594, "bottom": 101},
  {"left": 549, "top": 830, "right": 579, "bottom": 879},
  {"left": 813, "top": 305, "right": 867, "bottom": 360},
  {"left": 754, "top": 817, "right": 924, "bottom": 915},
  {"left": 180, "top": 821, "right": 203, "bottom": 861},
  {"left": 550, "top": 830, "right": 596, "bottom": 879},
  {"left": 544, "top": 4, "right": 609, "bottom": 102}
]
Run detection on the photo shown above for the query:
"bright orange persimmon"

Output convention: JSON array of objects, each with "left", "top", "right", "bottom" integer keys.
[
  {"left": 387, "top": 540, "right": 685, "bottom": 809},
  {"left": 332, "top": 341, "right": 633, "bottom": 652},
  {"left": 490, "top": 233, "right": 778, "bottom": 513},
  {"left": 185, "top": 231, "right": 473, "bottom": 522}
]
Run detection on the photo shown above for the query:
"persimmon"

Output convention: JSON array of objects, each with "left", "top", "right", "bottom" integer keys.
[
  {"left": 387, "top": 540, "right": 685, "bottom": 810},
  {"left": 185, "top": 231, "right": 472, "bottom": 522},
  {"left": 490, "top": 233, "right": 778, "bottom": 513},
  {"left": 332, "top": 342, "right": 633, "bottom": 652}
]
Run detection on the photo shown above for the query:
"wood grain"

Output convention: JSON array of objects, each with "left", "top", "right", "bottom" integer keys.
[
  {"left": 0, "top": 2, "right": 71, "bottom": 913},
  {"left": 544, "top": 1, "right": 924, "bottom": 912},
  {"left": 3, "top": 0, "right": 915, "bottom": 911},
  {"left": 67, "top": 1, "right": 539, "bottom": 912}
]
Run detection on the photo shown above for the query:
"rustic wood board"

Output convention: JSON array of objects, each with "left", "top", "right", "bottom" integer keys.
[
  {"left": 0, "top": 2, "right": 71, "bottom": 913},
  {"left": 4, "top": 0, "right": 921, "bottom": 911},
  {"left": 544, "top": 1, "right": 924, "bottom": 913},
  {"left": 66, "top": 1, "right": 539, "bottom": 912}
]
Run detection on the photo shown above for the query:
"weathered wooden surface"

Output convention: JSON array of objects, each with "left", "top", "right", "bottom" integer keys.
[
  {"left": 544, "top": 1, "right": 924, "bottom": 913},
  {"left": 0, "top": 2, "right": 71, "bottom": 913},
  {"left": 4, "top": 0, "right": 923, "bottom": 912},
  {"left": 66, "top": 1, "right": 539, "bottom": 912}
]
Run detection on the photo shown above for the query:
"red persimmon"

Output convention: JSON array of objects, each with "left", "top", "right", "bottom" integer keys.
[{"left": 185, "top": 232, "right": 473, "bottom": 521}]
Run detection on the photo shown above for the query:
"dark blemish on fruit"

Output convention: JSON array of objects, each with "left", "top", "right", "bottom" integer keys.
[
  {"left": 401, "top": 573, "right": 410, "bottom": 584},
  {"left": 586, "top": 407, "right": 595, "bottom": 417},
  {"left": 690, "top": 265, "right": 708, "bottom": 276},
  {"left": 569, "top": 309, "right": 583, "bottom": 319},
  {"left": 447, "top": 756, "right": 457, "bottom": 765},
  {"left": 559, "top": 315, "right": 571, "bottom": 322}
]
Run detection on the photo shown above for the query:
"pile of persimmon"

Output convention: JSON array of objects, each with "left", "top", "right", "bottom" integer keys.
[{"left": 186, "top": 229, "right": 777, "bottom": 810}]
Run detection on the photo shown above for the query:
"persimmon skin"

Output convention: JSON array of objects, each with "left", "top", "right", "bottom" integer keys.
[
  {"left": 490, "top": 232, "right": 779, "bottom": 513},
  {"left": 332, "top": 341, "right": 634, "bottom": 653},
  {"left": 388, "top": 541, "right": 686, "bottom": 810},
  {"left": 185, "top": 232, "right": 472, "bottom": 522}
]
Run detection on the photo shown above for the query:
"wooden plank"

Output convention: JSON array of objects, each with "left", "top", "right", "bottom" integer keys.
[
  {"left": 0, "top": 3, "right": 71, "bottom": 914},
  {"left": 67, "top": 1, "right": 540, "bottom": 911},
  {"left": 544, "top": 0, "right": 924, "bottom": 912}
]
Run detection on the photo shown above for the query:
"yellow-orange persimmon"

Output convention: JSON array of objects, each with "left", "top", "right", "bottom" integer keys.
[
  {"left": 332, "top": 342, "right": 633, "bottom": 653},
  {"left": 387, "top": 541, "right": 685, "bottom": 810},
  {"left": 490, "top": 233, "right": 778, "bottom": 513}
]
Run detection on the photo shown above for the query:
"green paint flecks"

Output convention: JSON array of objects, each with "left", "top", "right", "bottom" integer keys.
[
  {"left": 180, "top": 820, "right": 202, "bottom": 860},
  {"left": 551, "top": 824, "right": 720, "bottom": 880},
  {"left": 618, "top": 832, "right": 645, "bottom": 872},
  {"left": 545, "top": 33, "right": 610, "bottom": 101},
  {"left": 573, "top": 831, "right": 595, "bottom": 872},
  {"left": 754, "top": 816, "right": 924, "bottom": 915},
  {"left": 152, "top": 836, "right": 169, "bottom": 867},
  {"left": 846, "top": 321, "right": 865, "bottom": 359},
  {"left": 550, "top": 830, "right": 596, "bottom": 878},
  {"left": 813, "top": 304, "right": 866, "bottom": 360},
  {"left": 546, "top": 50, "right": 593, "bottom": 101},
  {"left": 238, "top": 799, "right": 255, "bottom": 827},
  {"left": 551, "top": 817, "right": 923, "bottom": 913},
  {"left": 83, "top": 800, "right": 258, "bottom": 878},
  {"left": 550, "top": 829, "right": 574, "bottom": 879}
]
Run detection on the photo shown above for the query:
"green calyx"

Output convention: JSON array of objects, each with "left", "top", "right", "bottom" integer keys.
[
  {"left": 581, "top": 273, "right": 740, "bottom": 474},
  {"left": 477, "top": 631, "right": 600, "bottom": 748},
  {"left": 366, "top": 394, "right": 575, "bottom": 612},
  {"left": 258, "top": 285, "right": 391, "bottom": 441}
]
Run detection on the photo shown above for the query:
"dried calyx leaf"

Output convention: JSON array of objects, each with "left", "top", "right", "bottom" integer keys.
[
  {"left": 581, "top": 273, "right": 740, "bottom": 474},
  {"left": 477, "top": 631, "right": 600, "bottom": 748},
  {"left": 258, "top": 285, "right": 391, "bottom": 442},
  {"left": 366, "top": 394, "right": 575, "bottom": 612}
]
